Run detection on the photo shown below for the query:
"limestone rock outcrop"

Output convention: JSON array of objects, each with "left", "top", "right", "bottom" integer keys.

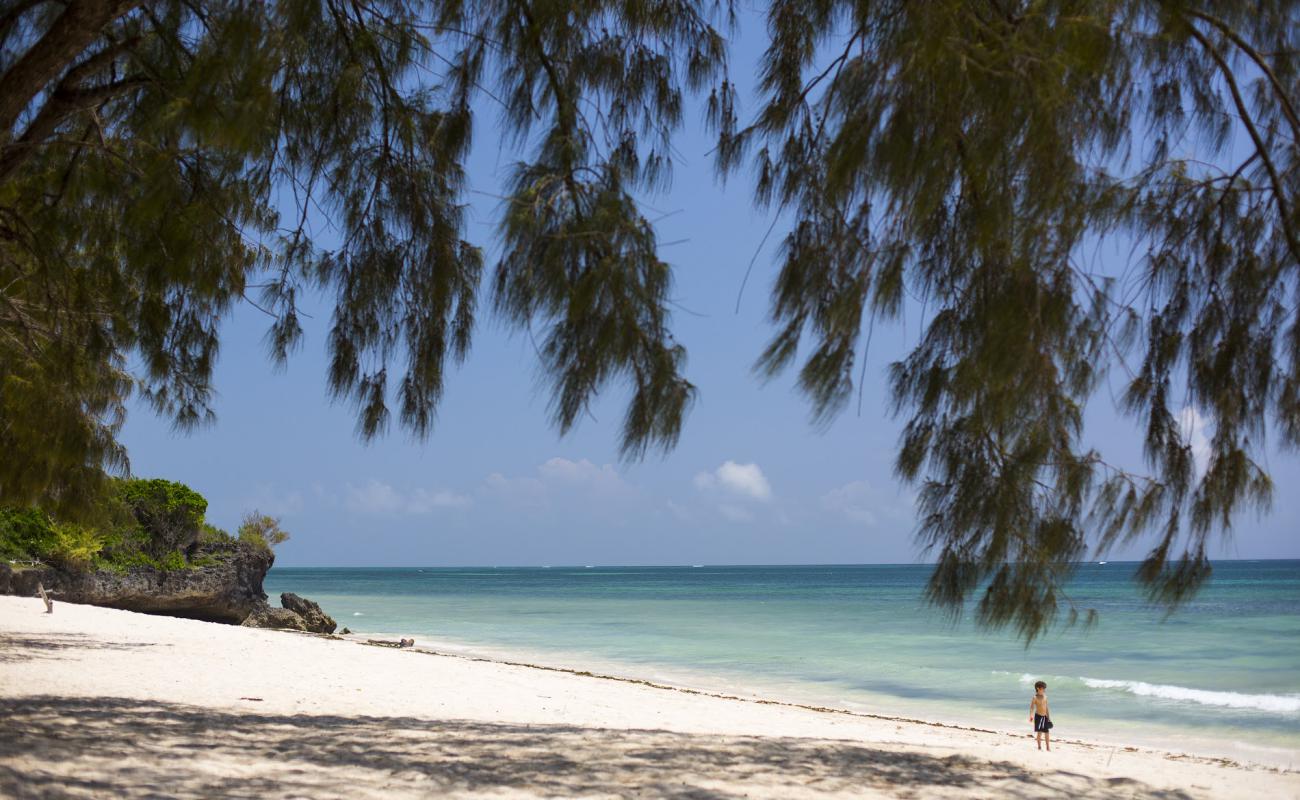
[
  {"left": 1, "top": 541, "right": 273, "bottom": 624},
  {"left": 280, "top": 592, "right": 337, "bottom": 634},
  {"left": 0, "top": 564, "right": 44, "bottom": 597},
  {"left": 2, "top": 542, "right": 339, "bottom": 633},
  {"left": 241, "top": 603, "right": 308, "bottom": 631}
]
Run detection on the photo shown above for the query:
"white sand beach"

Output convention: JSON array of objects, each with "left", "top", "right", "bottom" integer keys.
[{"left": 1, "top": 595, "right": 1296, "bottom": 799}]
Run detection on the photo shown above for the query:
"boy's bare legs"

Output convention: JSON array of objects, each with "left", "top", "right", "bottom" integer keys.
[
  {"left": 1044, "top": 731, "right": 1051, "bottom": 752},
  {"left": 1035, "top": 731, "right": 1042, "bottom": 750}
]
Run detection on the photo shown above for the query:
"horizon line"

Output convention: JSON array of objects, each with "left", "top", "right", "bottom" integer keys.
[{"left": 270, "top": 558, "right": 1299, "bottom": 569}]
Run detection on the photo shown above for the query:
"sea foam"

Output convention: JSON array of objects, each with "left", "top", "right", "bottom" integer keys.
[
  {"left": 1080, "top": 678, "right": 1300, "bottom": 713},
  {"left": 1006, "top": 671, "right": 1300, "bottom": 714}
]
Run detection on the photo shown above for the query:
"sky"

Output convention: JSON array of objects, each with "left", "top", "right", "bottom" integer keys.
[{"left": 118, "top": 11, "right": 1299, "bottom": 567}]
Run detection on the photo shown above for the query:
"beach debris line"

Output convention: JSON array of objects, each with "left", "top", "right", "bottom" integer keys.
[{"left": 365, "top": 638, "right": 416, "bottom": 649}]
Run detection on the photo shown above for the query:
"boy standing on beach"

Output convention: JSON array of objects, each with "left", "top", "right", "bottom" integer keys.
[{"left": 1030, "top": 680, "right": 1053, "bottom": 751}]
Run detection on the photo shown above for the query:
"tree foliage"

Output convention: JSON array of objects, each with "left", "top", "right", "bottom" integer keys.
[
  {"left": 236, "top": 510, "right": 290, "bottom": 553},
  {"left": 0, "top": 506, "right": 58, "bottom": 561},
  {"left": 721, "top": 0, "right": 1299, "bottom": 639},
  {"left": 1, "top": 477, "right": 232, "bottom": 569},
  {"left": 2, "top": 0, "right": 1296, "bottom": 638},
  {"left": 115, "top": 477, "right": 207, "bottom": 556},
  {"left": 1, "top": 0, "right": 726, "bottom": 512}
]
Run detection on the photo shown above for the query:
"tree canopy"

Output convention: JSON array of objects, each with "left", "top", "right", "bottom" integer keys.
[
  {"left": 2, "top": 0, "right": 1296, "bottom": 639},
  {"left": 0, "top": 476, "right": 276, "bottom": 570}
]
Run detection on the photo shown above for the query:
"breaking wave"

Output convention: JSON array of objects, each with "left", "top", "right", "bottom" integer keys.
[
  {"left": 1000, "top": 671, "right": 1300, "bottom": 713},
  {"left": 1080, "top": 678, "right": 1300, "bottom": 713}
]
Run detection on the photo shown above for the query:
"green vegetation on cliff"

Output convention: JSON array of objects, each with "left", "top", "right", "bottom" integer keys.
[
  {"left": 0, "top": 479, "right": 287, "bottom": 573},
  {"left": 235, "top": 514, "right": 291, "bottom": 555}
]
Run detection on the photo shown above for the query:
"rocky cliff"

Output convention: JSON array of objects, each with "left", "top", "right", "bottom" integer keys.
[
  {"left": 0, "top": 540, "right": 273, "bottom": 624},
  {"left": 279, "top": 592, "right": 337, "bottom": 634}
]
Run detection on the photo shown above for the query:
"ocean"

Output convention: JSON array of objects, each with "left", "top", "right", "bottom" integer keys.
[{"left": 265, "top": 561, "right": 1300, "bottom": 765}]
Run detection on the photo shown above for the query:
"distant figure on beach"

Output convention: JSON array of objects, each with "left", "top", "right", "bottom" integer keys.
[{"left": 1029, "top": 680, "right": 1053, "bottom": 751}]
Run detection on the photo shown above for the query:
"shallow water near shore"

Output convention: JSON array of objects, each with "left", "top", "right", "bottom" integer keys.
[{"left": 266, "top": 561, "right": 1300, "bottom": 765}]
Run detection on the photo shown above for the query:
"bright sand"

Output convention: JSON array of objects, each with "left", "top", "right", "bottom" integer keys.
[{"left": 2, "top": 596, "right": 1296, "bottom": 798}]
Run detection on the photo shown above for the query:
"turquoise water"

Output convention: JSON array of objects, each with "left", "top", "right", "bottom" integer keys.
[{"left": 266, "top": 561, "right": 1300, "bottom": 763}]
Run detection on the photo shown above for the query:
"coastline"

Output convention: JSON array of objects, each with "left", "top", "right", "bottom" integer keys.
[
  {"left": 2, "top": 597, "right": 1296, "bottom": 798},
  {"left": 263, "top": 561, "right": 1300, "bottom": 765},
  {"left": 338, "top": 630, "right": 1300, "bottom": 771},
  {"left": 346, "top": 631, "right": 1297, "bottom": 768}
]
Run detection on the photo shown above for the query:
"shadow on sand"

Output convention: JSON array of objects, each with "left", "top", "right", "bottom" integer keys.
[
  {"left": 0, "top": 632, "right": 161, "bottom": 663},
  {"left": 0, "top": 694, "right": 1194, "bottom": 800}
]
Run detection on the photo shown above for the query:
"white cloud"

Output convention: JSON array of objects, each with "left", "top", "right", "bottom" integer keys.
[
  {"left": 821, "top": 480, "right": 914, "bottom": 528},
  {"left": 408, "top": 488, "right": 472, "bottom": 512},
  {"left": 537, "top": 457, "right": 631, "bottom": 497},
  {"left": 693, "top": 461, "right": 774, "bottom": 524},
  {"left": 1179, "top": 407, "right": 1212, "bottom": 478},
  {"left": 483, "top": 457, "right": 634, "bottom": 506},
  {"left": 345, "top": 480, "right": 404, "bottom": 514},
  {"left": 240, "top": 485, "right": 305, "bottom": 517},
  {"left": 345, "top": 479, "right": 471, "bottom": 515},
  {"left": 484, "top": 471, "right": 546, "bottom": 503},
  {"left": 694, "top": 461, "right": 772, "bottom": 502}
]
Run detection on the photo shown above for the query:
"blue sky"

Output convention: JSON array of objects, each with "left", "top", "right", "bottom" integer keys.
[{"left": 119, "top": 13, "right": 1299, "bottom": 567}]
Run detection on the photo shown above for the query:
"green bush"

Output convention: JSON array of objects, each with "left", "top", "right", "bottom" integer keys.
[
  {"left": 157, "top": 551, "right": 188, "bottom": 571},
  {"left": 0, "top": 509, "right": 110, "bottom": 568},
  {"left": 96, "top": 549, "right": 185, "bottom": 572},
  {"left": 0, "top": 478, "right": 245, "bottom": 573},
  {"left": 115, "top": 478, "right": 208, "bottom": 557},
  {"left": 94, "top": 548, "right": 154, "bottom": 572},
  {"left": 237, "top": 511, "right": 290, "bottom": 553},
  {"left": 0, "top": 508, "right": 57, "bottom": 562},
  {"left": 199, "top": 522, "right": 236, "bottom": 547},
  {"left": 48, "top": 523, "right": 106, "bottom": 570},
  {"left": 97, "top": 522, "right": 154, "bottom": 569}
]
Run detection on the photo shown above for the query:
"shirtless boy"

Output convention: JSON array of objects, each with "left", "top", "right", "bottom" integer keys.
[{"left": 1029, "top": 680, "right": 1053, "bottom": 750}]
